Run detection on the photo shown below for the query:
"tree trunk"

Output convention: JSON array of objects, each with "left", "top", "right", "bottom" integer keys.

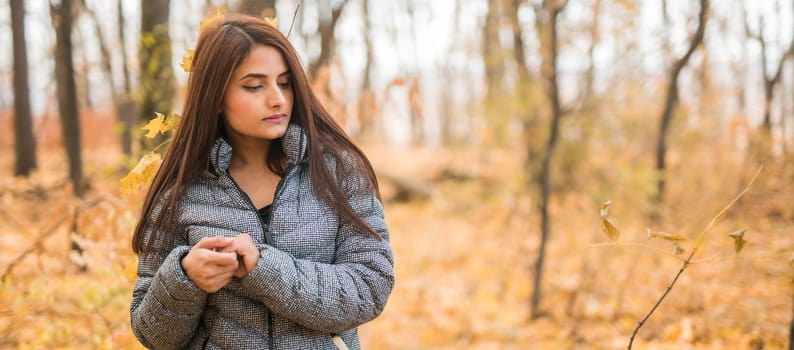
[
  {"left": 238, "top": 0, "right": 276, "bottom": 18},
  {"left": 790, "top": 281, "right": 794, "bottom": 350},
  {"left": 139, "top": 0, "right": 175, "bottom": 150},
  {"left": 511, "top": 0, "right": 541, "bottom": 183},
  {"left": 308, "top": 0, "right": 348, "bottom": 77},
  {"left": 530, "top": 0, "right": 567, "bottom": 320},
  {"left": 51, "top": 0, "right": 84, "bottom": 197},
  {"left": 655, "top": 0, "right": 708, "bottom": 204},
  {"left": 405, "top": 1, "right": 424, "bottom": 146},
  {"left": 357, "top": 0, "right": 376, "bottom": 137},
  {"left": 780, "top": 77, "right": 788, "bottom": 157},
  {"left": 660, "top": 0, "right": 672, "bottom": 66},
  {"left": 482, "top": 0, "right": 503, "bottom": 100},
  {"left": 584, "top": 0, "right": 602, "bottom": 101},
  {"left": 509, "top": 0, "right": 529, "bottom": 84},
  {"left": 744, "top": 9, "right": 794, "bottom": 138},
  {"left": 735, "top": 4, "right": 752, "bottom": 118},
  {"left": 10, "top": 0, "right": 37, "bottom": 176},
  {"left": 696, "top": 46, "right": 711, "bottom": 121},
  {"left": 439, "top": 65, "right": 454, "bottom": 146},
  {"left": 117, "top": 0, "right": 136, "bottom": 155},
  {"left": 409, "top": 77, "right": 424, "bottom": 145},
  {"left": 756, "top": 24, "right": 775, "bottom": 135},
  {"left": 73, "top": 26, "right": 93, "bottom": 111},
  {"left": 85, "top": 0, "right": 136, "bottom": 156}
]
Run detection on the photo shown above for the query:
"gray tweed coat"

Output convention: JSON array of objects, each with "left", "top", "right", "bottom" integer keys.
[{"left": 130, "top": 124, "right": 394, "bottom": 349}]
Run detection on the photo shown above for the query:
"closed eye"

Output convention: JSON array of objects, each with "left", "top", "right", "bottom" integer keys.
[{"left": 243, "top": 85, "right": 263, "bottom": 91}]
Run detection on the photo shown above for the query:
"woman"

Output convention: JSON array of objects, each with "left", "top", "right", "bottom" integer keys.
[{"left": 130, "top": 13, "right": 394, "bottom": 349}]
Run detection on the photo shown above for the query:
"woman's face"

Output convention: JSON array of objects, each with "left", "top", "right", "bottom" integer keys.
[{"left": 221, "top": 44, "right": 293, "bottom": 145}]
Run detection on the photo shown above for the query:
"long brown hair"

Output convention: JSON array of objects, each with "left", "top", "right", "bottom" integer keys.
[{"left": 132, "top": 14, "right": 381, "bottom": 255}]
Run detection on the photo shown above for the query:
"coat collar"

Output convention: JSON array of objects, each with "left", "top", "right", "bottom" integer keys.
[{"left": 210, "top": 123, "right": 308, "bottom": 174}]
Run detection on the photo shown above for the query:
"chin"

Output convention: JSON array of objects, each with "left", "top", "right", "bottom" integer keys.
[{"left": 264, "top": 126, "right": 289, "bottom": 140}]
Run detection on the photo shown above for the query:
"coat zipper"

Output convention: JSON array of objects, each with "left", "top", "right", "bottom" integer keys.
[
  {"left": 264, "top": 164, "right": 295, "bottom": 237},
  {"left": 260, "top": 165, "right": 293, "bottom": 350},
  {"left": 223, "top": 164, "right": 296, "bottom": 350},
  {"left": 224, "top": 173, "right": 268, "bottom": 242}
]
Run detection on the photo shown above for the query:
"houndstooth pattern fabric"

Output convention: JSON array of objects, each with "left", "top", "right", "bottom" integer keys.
[{"left": 130, "top": 124, "right": 394, "bottom": 349}]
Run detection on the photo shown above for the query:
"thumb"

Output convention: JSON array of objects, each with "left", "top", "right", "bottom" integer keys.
[{"left": 194, "top": 236, "right": 233, "bottom": 250}]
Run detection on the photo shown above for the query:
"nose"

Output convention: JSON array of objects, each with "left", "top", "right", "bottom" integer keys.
[{"left": 267, "top": 83, "right": 285, "bottom": 110}]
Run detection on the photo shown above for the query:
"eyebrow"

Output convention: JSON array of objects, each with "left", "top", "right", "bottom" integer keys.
[{"left": 239, "top": 71, "right": 290, "bottom": 81}]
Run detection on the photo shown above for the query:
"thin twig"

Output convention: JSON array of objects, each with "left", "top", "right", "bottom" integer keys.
[
  {"left": 689, "top": 254, "right": 740, "bottom": 264},
  {"left": 286, "top": 3, "right": 301, "bottom": 38},
  {"left": 691, "top": 251, "right": 782, "bottom": 264},
  {"left": 0, "top": 206, "right": 24, "bottom": 230},
  {"left": 1, "top": 197, "right": 107, "bottom": 282},
  {"left": 151, "top": 138, "right": 171, "bottom": 154},
  {"left": 626, "top": 165, "right": 763, "bottom": 349},
  {"left": 93, "top": 306, "right": 114, "bottom": 331},
  {"left": 1, "top": 216, "right": 68, "bottom": 282},
  {"left": 590, "top": 242, "right": 686, "bottom": 261},
  {"left": 692, "top": 166, "right": 764, "bottom": 253},
  {"left": 627, "top": 251, "right": 693, "bottom": 348}
]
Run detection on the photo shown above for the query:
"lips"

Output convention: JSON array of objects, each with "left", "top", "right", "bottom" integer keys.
[{"left": 262, "top": 113, "right": 286, "bottom": 123}]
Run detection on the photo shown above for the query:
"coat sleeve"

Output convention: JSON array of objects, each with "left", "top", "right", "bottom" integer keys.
[
  {"left": 129, "top": 205, "right": 208, "bottom": 349},
  {"left": 235, "top": 181, "right": 394, "bottom": 334}
]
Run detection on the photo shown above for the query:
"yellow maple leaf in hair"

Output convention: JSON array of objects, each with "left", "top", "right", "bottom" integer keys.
[
  {"left": 264, "top": 17, "right": 278, "bottom": 29},
  {"left": 120, "top": 152, "right": 162, "bottom": 195},
  {"left": 142, "top": 112, "right": 181, "bottom": 139},
  {"left": 142, "top": 113, "right": 166, "bottom": 139},
  {"left": 200, "top": 7, "right": 226, "bottom": 33},
  {"left": 124, "top": 258, "right": 138, "bottom": 282},
  {"left": 180, "top": 49, "right": 194, "bottom": 72}
]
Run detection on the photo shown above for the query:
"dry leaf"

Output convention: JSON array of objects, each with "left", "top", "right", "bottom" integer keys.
[
  {"left": 162, "top": 113, "right": 181, "bottom": 131},
  {"left": 124, "top": 260, "right": 138, "bottom": 282},
  {"left": 600, "top": 217, "right": 620, "bottom": 241},
  {"left": 647, "top": 228, "right": 687, "bottom": 241},
  {"left": 141, "top": 113, "right": 180, "bottom": 139},
  {"left": 180, "top": 49, "right": 194, "bottom": 72},
  {"left": 598, "top": 200, "right": 619, "bottom": 240},
  {"left": 200, "top": 8, "right": 226, "bottom": 33},
  {"left": 264, "top": 16, "right": 279, "bottom": 29},
  {"left": 672, "top": 242, "right": 685, "bottom": 255},
  {"left": 599, "top": 200, "right": 612, "bottom": 217},
  {"left": 120, "top": 153, "right": 162, "bottom": 195},
  {"left": 728, "top": 228, "right": 747, "bottom": 253},
  {"left": 142, "top": 113, "right": 166, "bottom": 139}
]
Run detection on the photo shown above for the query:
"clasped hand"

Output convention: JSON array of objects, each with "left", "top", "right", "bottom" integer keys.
[{"left": 181, "top": 234, "right": 260, "bottom": 293}]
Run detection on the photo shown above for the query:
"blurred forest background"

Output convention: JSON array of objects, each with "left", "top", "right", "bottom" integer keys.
[{"left": 1, "top": 0, "right": 793, "bottom": 348}]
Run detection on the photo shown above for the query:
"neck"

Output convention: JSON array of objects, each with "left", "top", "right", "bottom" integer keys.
[{"left": 228, "top": 136, "right": 271, "bottom": 170}]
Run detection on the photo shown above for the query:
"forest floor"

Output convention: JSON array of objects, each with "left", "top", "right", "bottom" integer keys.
[{"left": 0, "top": 141, "right": 792, "bottom": 349}]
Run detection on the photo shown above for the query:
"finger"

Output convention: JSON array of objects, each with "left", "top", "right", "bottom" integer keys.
[
  {"left": 200, "top": 268, "right": 238, "bottom": 291},
  {"left": 207, "top": 251, "right": 239, "bottom": 268},
  {"left": 236, "top": 237, "right": 259, "bottom": 270},
  {"left": 218, "top": 235, "right": 254, "bottom": 256},
  {"left": 237, "top": 233, "right": 252, "bottom": 241},
  {"left": 241, "top": 249, "right": 259, "bottom": 272},
  {"left": 233, "top": 265, "right": 247, "bottom": 278},
  {"left": 194, "top": 236, "right": 234, "bottom": 250},
  {"left": 218, "top": 239, "right": 243, "bottom": 254}
]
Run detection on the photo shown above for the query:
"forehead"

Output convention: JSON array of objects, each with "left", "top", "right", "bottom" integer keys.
[{"left": 232, "top": 45, "right": 288, "bottom": 77}]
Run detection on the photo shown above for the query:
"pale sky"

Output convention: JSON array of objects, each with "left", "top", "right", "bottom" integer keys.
[{"left": 0, "top": 0, "right": 790, "bottom": 146}]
